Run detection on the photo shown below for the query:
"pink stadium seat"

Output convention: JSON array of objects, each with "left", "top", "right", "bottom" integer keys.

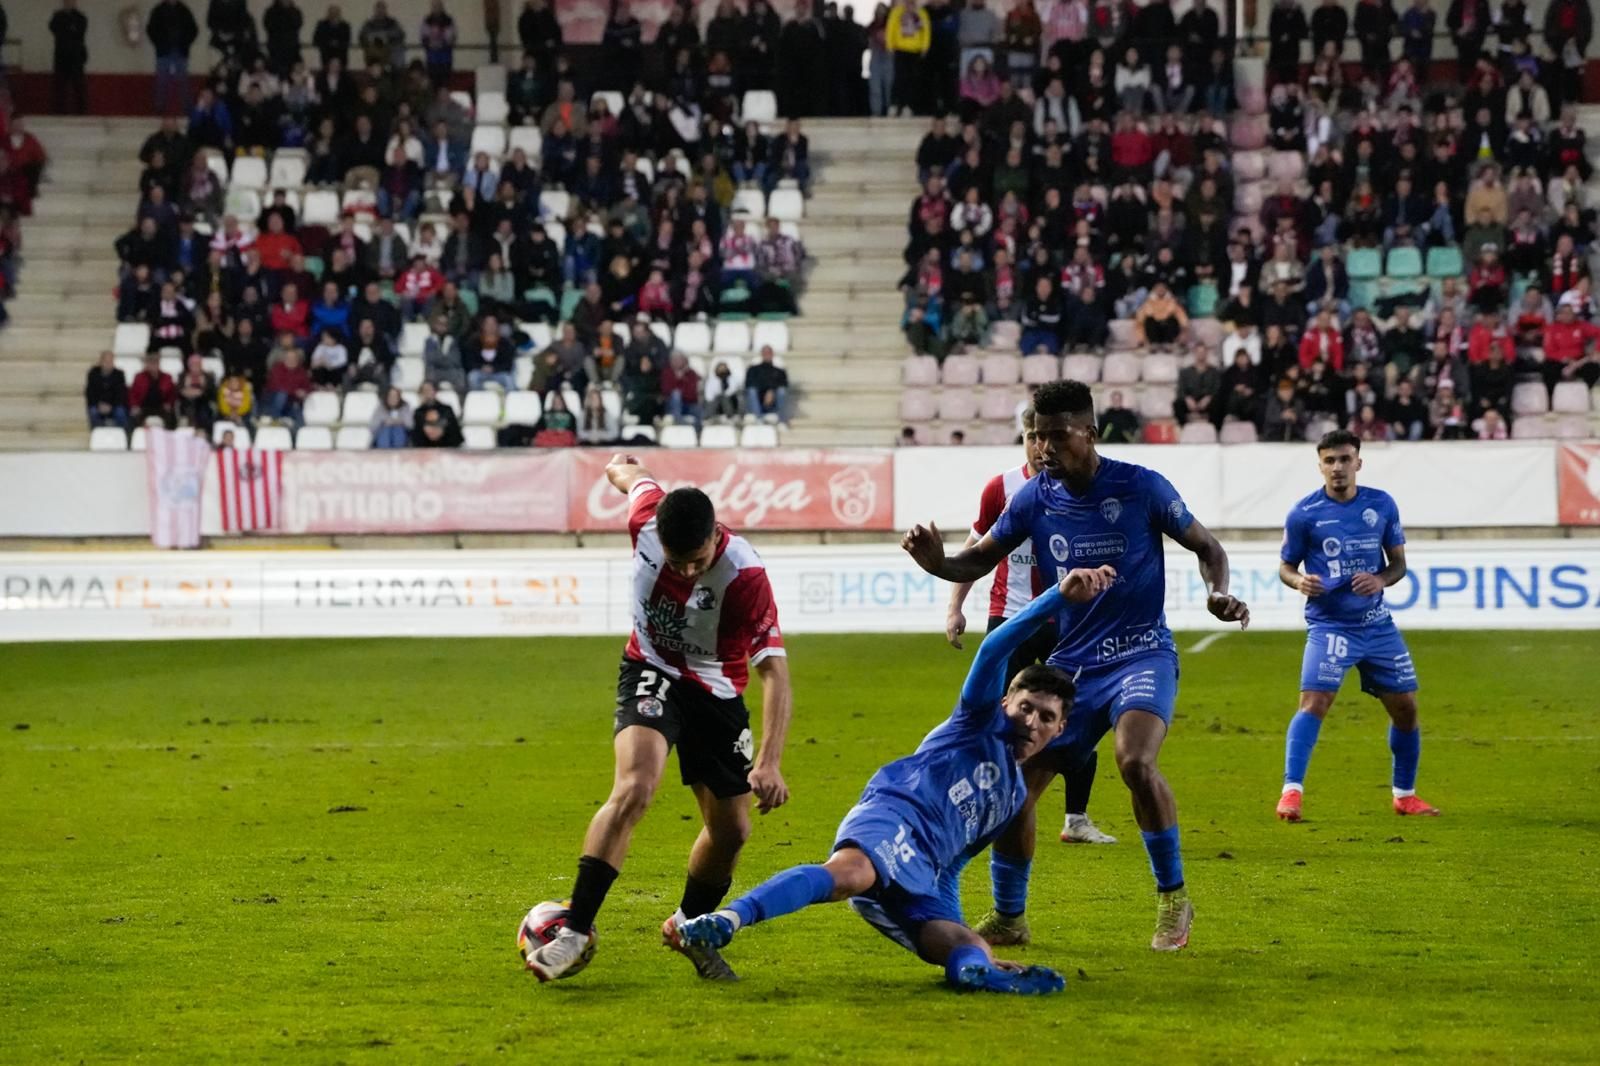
[
  {"left": 1179, "top": 421, "right": 1218, "bottom": 444},
  {"left": 1020, "top": 355, "right": 1061, "bottom": 384},
  {"left": 1108, "top": 319, "right": 1139, "bottom": 350},
  {"left": 899, "top": 388, "right": 937, "bottom": 422},
  {"left": 1268, "top": 151, "right": 1305, "bottom": 183},
  {"left": 1138, "top": 387, "right": 1177, "bottom": 420},
  {"left": 938, "top": 390, "right": 980, "bottom": 422},
  {"left": 1233, "top": 182, "right": 1265, "bottom": 217},
  {"left": 1219, "top": 419, "right": 1259, "bottom": 444},
  {"left": 1511, "top": 382, "right": 1549, "bottom": 416},
  {"left": 1141, "top": 353, "right": 1179, "bottom": 384},
  {"left": 1230, "top": 115, "right": 1267, "bottom": 150},
  {"left": 975, "top": 423, "right": 1017, "bottom": 445},
  {"left": 980, "top": 352, "right": 1022, "bottom": 385},
  {"left": 1511, "top": 416, "right": 1555, "bottom": 439},
  {"left": 1551, "top": 381, "right": 1590, "bottom": 414},
  {"left": 902, "top": 355, "right": 939, "bottom": 386},
  {"left": 940, "top": 354, "right": 980, "bottom": 386},
  {"left": 1232, "top": 151, "right": 1266, "bottom": 183},
  {"left": 980, "top": 388, "right": 1022, "bottom": 422},
  {"left": 1553, "top": 415, "right": 1591, "bottom": 439},
  {"left": 1236, "top": 85, "right": 1268, "bottom": 116},
  {"left": 987, "top": 321, "right": 1022, "bottom": 350},
  {"left": 1102, "top": 352, "right": 1141, "bottom": 385},
  {"left": 1061, "top": 353, "right": 1102, "bottom": 383},
  {"left": 1191, "top": 318, "right": 1225, "bottom": 349}
]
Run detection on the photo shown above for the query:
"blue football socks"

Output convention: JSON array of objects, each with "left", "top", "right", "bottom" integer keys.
[
  {"left": 1284, "top": 711, "right": 1324, "bottom": 790},
  {"left": 944, "top": 944, "right": 990, "bottom": 988},
  {"left": 989, "top": 851, "right": 1032, "bottom": 918},
  {"left": 726, "top": 864, "right": 835, "bottom": 928},
  {"left": 1389, "top": 725, "right": 1421, "bottom": 795},
  {"left": 1141, "top": 825, "right": 1184, "bottom": 893}
]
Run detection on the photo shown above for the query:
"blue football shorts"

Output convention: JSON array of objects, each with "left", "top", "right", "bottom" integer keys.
[
  {"left": 1299, "top": 619, "right": 1419, "bottom": 697},
  {"left": 1036, "top": 651, "right": 1180, "bottom": 772}
]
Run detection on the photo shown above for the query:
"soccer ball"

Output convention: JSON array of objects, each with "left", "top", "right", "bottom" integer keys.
[{"left": 517, "top": 900, "right": 597, "bottom": 977}]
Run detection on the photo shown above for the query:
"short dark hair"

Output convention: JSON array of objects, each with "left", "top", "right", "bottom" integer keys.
[
  {"left": 1008, "top": 664, "right": 1077, "bottom": 706},
  {"left": 656, "top": 488, "right": 716, "bottom": 557},
  {"left": 1317, "top": 429, "right": 1362, "bottom": 454},
  {"left": 1032, "top": 380, "right": 1094, "bottom": 420}
]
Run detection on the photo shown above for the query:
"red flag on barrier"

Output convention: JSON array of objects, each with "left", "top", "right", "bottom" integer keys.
[
  {"left": 1557, "top": 443, "right": 1600, "bottom": 525},
  {"left": 217, "top": 448, "right": 284, "bottom": 533}
]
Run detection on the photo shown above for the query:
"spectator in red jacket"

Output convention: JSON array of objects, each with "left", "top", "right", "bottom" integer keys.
[
  {"left": 398, "top": 254, "right": 445, "bottom": 320},
  {"left": 660, "top": 350, "right": 703, "bottom": 430},
  {"left": 264, "top": 345, "right": 314, "bottom": 426},
  {"left": 254, "top": 211, "right": 302, "bottom": 273},
  {"left": 1541, "top": 303, "right": 1600, "bottom": 392},
  {"left": 1110, "top": 113, "right": 1155, "bottom": 180},
  {"left": 1467, "top": 312, "right": 1515, "bottom": 364},
  {"left": 268, "top": 281, "right": 311, "bottom": 343},
  {"left": 1297, "top": 308, "right": 1345, "bottom": 371},
  {"left": 129, "top": 352, "right": 178, "bottom": 427}
]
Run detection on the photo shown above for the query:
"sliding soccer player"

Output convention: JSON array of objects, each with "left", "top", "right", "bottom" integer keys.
[
  {"left": 669, "top": 567, "right": 1117, "bottom": 994},
  {"left": 902, "top": 379, "right": 1250, "bottom": 952},
  {"left": 1276, "top": 430, "right": 1439, "bottom": 822}
]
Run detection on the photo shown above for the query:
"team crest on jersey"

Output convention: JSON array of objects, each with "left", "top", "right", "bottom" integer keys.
[
  {"left": 1100, "top": 498, "right": 1122, "bottom": 524},
  {"left": 1323, "top": 537, "right": 1342, "bottom": 558},
  {"left": 972, "top": 762, "right": 1001, "bottom": 789},
  {"left": 644, "top": 596, "right": 689, "bottom": 640},
  {"left": 1362, "top": 508, "right": 1379, "bottom": 528},
  {"left": 1048, "top": 533, "right": 1070, "bottom": 561},
  {"left": 692, "top": 586, "right": 717, "bottom": 610},
  {"left": 1169, "top": 500, "right": 1186, "bottom": 523},
  {"left": 636, "top": 697, "right": 664, "bottom": 719}
]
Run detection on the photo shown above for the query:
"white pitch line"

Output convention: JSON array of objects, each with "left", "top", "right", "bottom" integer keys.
[{"left": 1188, "top": 632, "right": 1234, "bottom": 654}]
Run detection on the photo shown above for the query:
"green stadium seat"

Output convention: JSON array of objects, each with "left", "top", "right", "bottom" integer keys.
[
  {"left": 1187, "top": 282, "right": 1218, "bottom": 317},
  {"left": 1425, "top": 245, "right": 1463, "bottom": 278},
  {"left": 304, "top": 256, "right": 325, "bottom": 280},
  {"left": 1386, "top": 247, "right": 1423, "bottom": 278},
  {"left": 559, "top": 289, "right": 581, "bottom": 321},
  {"left": 1347, "top": 279, "right": 1377, "bottom": 310},
  {"left": 458, "top": 289, "right": 479, "bottom": 315},
  {"left": 1346, "top": 248, "right": 1382, "bottom": 280}
]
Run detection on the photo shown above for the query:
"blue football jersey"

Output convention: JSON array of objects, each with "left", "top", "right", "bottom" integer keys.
[
  {"left": 854, "top": 586, "right": 1066, "bottom": 871},
  {"left": 987, "top": 457, "right": 1194, "bottom": 670},
  {"left": 1281, "top": 486, "right": 1406, "bottom": 627}
]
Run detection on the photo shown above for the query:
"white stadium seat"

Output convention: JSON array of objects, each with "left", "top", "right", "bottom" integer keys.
[
  {"left": 508, "top": 125, "right": 543, "bottom": 158},
  {"left": 301, "top": 189, "right": 341, "bottom": 226},
  {"left": 538, "top": 190, "right": 571, "bottom": 221},
  {"left": 334, "top": 426, "right": 372, "bottom": 450},
  {"left": 475, "top": 91, "right": 509, "bottom": 125},
  {"left": 741, "top": 90, "right": 778, "bottom": 124},
  {"left": 230, "top": 156, "right": 267, "bottom": 190},
  {"left": 340, "top": 391, "right": 379, "bottom": 425},
  {"left": 751, "top": 320, "right": 790, "bottom": 354},
  {"left": 463, "top": 425, "right": 497, "bottom": 449},
  {"left": 113, "top": 323, "right": 150, "bottom": 357},
  {"left": 470, "top": 124, "right": 507, "bottom": 158},
  {"left": 659, "top": 424, "right": 699, "bottom": 448},
  {"left": 89, "top": 427, "right": 128, "bottom": 451},
  {"left": 767, "top": 189, "right": 804, "bottom": 222},
  {"left": 295, "top": 426, "right": 333, "bottom": 450},
  {"left": 268, "top": 154, "right": 307, "bottom": 189},
  {"left": 129, "top": 427, "right": 149, "bottom": 451},
  {"left": 674, "top": 321, "right": 712, "bottom": 354},
  {"left": 224, "top": 187, "right": 261, "bottom": 220},
  {"left": 254, "top": 425, "right": 293, "bottom": 450},
  {"left": 400, "top": 322, "right": 431, "bottom": 358},
  {"left": 731, "top": 188, "right": 765, "bottom": 219},
  {"left": 590, "top": 90, "right": 624, "bottom": 117},
  {"left": 503, "top": 390, "right": 543, "bottom": 425},
  {"left": 462, "top": 391, "right": 503, "bottom": 426},
  {"left": 699, "top": 424, "right": 738, "bottom": 448},
  {"left": 393, "top": 356, "right": 425, "bottom": 390},
  {"left": 739, "top": 423, "right": 779, "bottom": 448},
  {"left": 712, "top": 321, "right": 751, "bottom": 353},
  {"left": 302, "top": 392, "right": 340, "bottom": 427},
  {"left": 475, "top": 64, "right": 507, "bottom": 93}
]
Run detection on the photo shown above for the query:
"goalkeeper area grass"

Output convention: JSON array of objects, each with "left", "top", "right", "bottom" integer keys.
[{"left": 2, "top": 630, "right": 1595, "bottom": 1064}]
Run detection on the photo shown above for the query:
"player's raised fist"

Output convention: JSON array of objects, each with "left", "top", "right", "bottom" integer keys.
[
  {"left": 1207, "top": 591, "right": 1251, "bottom": 629},
  {"left": 901, "top": 522, "right": 946, "bottom": 573},
  {"left": 604, "top": 454, "right": 649, "bottom": 493},
  {"left": 1060, "top": 565, "right": 1116, "bottom": 602}
]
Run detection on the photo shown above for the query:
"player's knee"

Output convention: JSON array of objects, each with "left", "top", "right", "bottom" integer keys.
[
  {"left": 1115, "top": 750, "right": 1159, "bottom": 793},
  {"left": 709, "top": 810, "right": 752, "bottom": 850},
  {"left": 1299, "top": 693, "right": 1335, "bottom": 717},
  {"left": 1385, "top": 696, "right": 1419, "bottom": 729},
  {"left": 608, "top": 776, "right": 658, "bottom": 823}
]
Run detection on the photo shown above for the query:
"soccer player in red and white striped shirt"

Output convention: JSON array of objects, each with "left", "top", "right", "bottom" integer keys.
[
  {"left": 944, "top": 411, "right": 1115, "bottom": 942},
  {"left": 527, "top": 454, "right": 793, "bottom": 983}
]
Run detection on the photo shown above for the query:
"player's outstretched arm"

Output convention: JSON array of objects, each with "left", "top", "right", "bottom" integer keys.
[
  {"left": 945, "top": 531, "right": 981, "bottom": 649},
  {"left": 960, "top": 580, "right": 1070, "bottom": 708},
  {"left": 604, "top": 453, "right": 652, "bottom": 495},
  {"left": 748, "top": 655, "right": 792, "bottom": 815},
  {"left": 1175, "top": 517, "right": 1250, "bottom": 628},
  {"left": 902, "top": 523, "right": 1010, "bottom": 583}
]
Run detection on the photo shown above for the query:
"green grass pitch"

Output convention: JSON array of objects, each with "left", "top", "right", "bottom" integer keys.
[{"left": 2, "top": 630, "right": 1596, "bottom": 1064}]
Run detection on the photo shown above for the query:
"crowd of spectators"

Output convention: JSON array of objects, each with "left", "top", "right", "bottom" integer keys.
[
  {"left": 900, "top": 0, "right": 1600, "bottom": 444},
  {"left": 0, "top": 106, "right": 46, "bottom": 332},
  {"left": 96, "top": 0, "right": 811, "bottom": 448}
]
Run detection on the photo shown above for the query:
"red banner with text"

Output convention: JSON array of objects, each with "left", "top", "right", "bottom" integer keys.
[
  {"left": 1556, "top": 444, "right": 1600, "bottom": 526},
  {"left": 279, "top": 451, "right": 571, "bottom": 534},
  {"left": 566, "top": 448, "right": 894, "bottom": 532}
]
